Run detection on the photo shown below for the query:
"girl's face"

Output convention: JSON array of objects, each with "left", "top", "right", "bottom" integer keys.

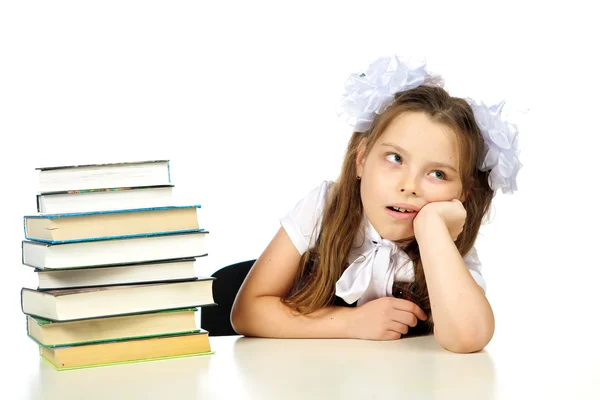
[{"left": 356, "top": 111, "right": 465, "bottom": 241}]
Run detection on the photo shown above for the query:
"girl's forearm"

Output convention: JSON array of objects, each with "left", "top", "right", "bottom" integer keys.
[
  {"left": 231, "top": 295, "right": 354, "bottom": 339},
  {"left": 416, "top": 216, "right": 495, "bottom": 353}
]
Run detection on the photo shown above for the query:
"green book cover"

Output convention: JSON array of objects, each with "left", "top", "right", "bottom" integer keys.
[
  {"left": 28, "top": 329, "right": 204, "bottom": 348},
  {"left": 27, "top": 308, "right": 202, "bottom": 348}
]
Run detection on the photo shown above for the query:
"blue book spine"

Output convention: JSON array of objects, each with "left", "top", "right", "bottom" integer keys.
[
  {"left": 25, "top": 204, "right": 201, "bottom": 219},
  {"left": 24, "top": 229, "right": 207, "bottom": 245}
]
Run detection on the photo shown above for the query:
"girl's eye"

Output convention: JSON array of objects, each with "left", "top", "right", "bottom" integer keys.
[
  {"left": 429, "top": 171, "right": 446, "bottom": 180},
  {"left": 385, "top": 153, "right": 402, "bottom": 164},
  {"left": 386, "top": 153, "right": 447, "bottom": 180}
]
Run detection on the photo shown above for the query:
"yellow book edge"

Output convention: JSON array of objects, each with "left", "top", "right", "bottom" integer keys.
[
  {"left": 39, "top": 350, "right": 215, "bottom": 371},
  {"left": 27, "top": 330, "right": 203, "bottom": 348}
]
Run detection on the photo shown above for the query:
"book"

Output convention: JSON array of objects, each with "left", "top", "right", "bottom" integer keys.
[
  {"left": 27, "top": 308, "right": 199, "bottom": 347},
  {"left": 22, "top": 230, "right": 208, "bottom": 270},
  {"left": 23, "top": 159, "right": 216, "bottom": 370},
  {"left": 36, "top": 185, "right": 175, "bottom": 214},
  {"left": 21, "top": 279, "right": 215, "bottom": 322},
  {"left": 24, "top": 205, "right": 201, "bottom": 243},
  {"left": 35, "top": 258, "right": 200, "bottom": 289},
  {"left": 40, "top": 331, "right": 212, "bottom": 370},
  {"left": 37, "top": 160, "right": 171, "bottom": 192}
]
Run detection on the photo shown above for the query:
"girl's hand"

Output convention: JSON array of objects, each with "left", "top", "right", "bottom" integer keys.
[
  {"left": 347, "top": 297, "right": 428, "bottom": 340},
  {"left": 414, "top": 199, "right": 466, "bottom": 241}
]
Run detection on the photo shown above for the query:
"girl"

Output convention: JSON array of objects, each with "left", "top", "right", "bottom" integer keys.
[{"left": 231, "top": 55, "right": 521, "bottom": 353}]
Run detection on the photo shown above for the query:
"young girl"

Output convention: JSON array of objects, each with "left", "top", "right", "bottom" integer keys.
[{"left": 231, "top": 55, "right": 521, "bottom": 353}]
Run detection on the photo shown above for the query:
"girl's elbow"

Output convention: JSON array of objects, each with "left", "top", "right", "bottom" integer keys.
[
  {"left": 434, "top": 325, "right": 494, "bottom": 354},
  {"left": 230, "top": 302, "right": 248, "bottom": 335},
  {"left": 438, "top": 337, "right": 490, "bottom": 354}
]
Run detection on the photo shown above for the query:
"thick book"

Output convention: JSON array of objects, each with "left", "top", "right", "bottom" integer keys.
[
  {"left": 37, "top": 160, "right": 171, "bottom": 192},
  {"left": 24, "top": 205, "right": 202, "bottom": 243},
  {"left": 22, "top": 230, "right": 208, "bottom": 270},
  {"left": 36, "top": 185, "right": 175, "bottom": 214},
  {"left": 21, "top": 279, "right": 215, "bottom": 322},
  {"left": 40, "top": 331, "right": 212, "bottom": 370},
  {"left": 27, "top": 308, "right": 199, "bottom": 347},
  {"left": 35, "top": 257, "right": 200, "bottom": 289}
]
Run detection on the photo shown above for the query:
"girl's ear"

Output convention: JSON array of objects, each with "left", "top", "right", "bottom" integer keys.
[
  {"left": 460, "top": 176, "right": 474, "bottom": 202},
  {"left": 356, "top": 138, "right": 367, "bottom": 178}
]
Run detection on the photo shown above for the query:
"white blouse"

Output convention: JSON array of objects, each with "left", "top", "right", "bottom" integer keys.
[{"left": 280, "top": 180, "right": 486, "bottom": 306}]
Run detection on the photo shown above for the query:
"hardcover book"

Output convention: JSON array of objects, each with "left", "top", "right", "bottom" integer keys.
[
  {"left": 21, "top": 279, "right": 216, "bottom": 322},
  {"left": 25, "top": 205, "right": 202, "bottom": 243},
  {"left": 22, "top": 230, "right": 208, "bottom": 270},
  {"left": 37, "top": 160, "right": 171, "bottom": 192}
]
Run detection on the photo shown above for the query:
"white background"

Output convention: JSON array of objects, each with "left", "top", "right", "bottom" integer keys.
[{"left": 1, "top": 1, "right": 599, "bottom": 398}]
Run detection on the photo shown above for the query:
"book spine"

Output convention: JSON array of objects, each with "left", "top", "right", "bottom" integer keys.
[
  {"left": 20, "top": 288, "right": 26, "bottom": 316},
  {"left": 27, "top": 228, "right": 205, "bottom": 245},
  {"left": 37, "top": 277, "right": 199, "bottom": 291},
  {"left": 24, "top": 204, "right": 202, "bottom": 219},
  {"left": 29, "top": 329, "right": 202, "bottom": 348},
  {"left": 167, "top": 161, "right": 172, "bottom": 183}
]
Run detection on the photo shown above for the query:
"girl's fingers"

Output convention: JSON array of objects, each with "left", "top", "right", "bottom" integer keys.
[
  {"left": 391, "top": 298, "right": 428, "bottom": 321},
  {"left": 387, "top": 320, "right": 410, "bottom": 334},
  {"left": 390, "top": 310, "right": 418, "bottom": 328}
]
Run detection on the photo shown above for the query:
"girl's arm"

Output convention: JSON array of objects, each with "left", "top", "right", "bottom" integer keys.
[
  {"left": 232, "top": 227, "right": 427, "bottom": 339},
  {"left": 232, "top": 228, "right": 427, "bottom": 339},
  {"left": 415, "top": 214, "right": 495, "bottom": 353},
  {"left": 231, "top": 227, "right": 355, "bottom": 338}
]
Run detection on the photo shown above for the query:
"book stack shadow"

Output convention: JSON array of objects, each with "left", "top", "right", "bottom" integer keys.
[{"left": 20, "top": 160, "right": 215, "bottom": 371}]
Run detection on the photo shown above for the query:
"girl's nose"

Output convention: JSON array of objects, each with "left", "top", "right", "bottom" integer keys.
[{"left": 400, "top": 188, "right": 418, "bottom": 196}]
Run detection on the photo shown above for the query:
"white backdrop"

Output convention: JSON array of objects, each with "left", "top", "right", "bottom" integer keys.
[{"left": 1, "top": 1, "right": 599, "bottom": 398}]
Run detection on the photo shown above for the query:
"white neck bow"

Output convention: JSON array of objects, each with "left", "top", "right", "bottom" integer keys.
[{"left": 335, "top": 217, "right": 414, "bottom": 305}]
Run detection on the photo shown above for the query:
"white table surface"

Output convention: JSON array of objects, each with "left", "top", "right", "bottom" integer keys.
[{"left": 11, "top": 331, "right": 600, "bottom": 400}]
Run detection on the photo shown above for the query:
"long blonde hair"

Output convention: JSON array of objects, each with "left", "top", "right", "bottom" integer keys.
[{"left": 282, "top": 85, "right": 494, "bottom": 333}]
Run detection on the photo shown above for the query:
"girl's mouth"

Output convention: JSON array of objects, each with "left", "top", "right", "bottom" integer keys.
[
  {"left": 385, "top": 206, "right": 417, "bottom": 221},
  {"left": 387, "top": 206, "right": 416, "bottom": 214}
]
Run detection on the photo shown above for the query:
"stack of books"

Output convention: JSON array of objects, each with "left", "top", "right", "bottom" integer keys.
[{"left": 20, "top": 160, "right": 216, "bottom": 370}]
